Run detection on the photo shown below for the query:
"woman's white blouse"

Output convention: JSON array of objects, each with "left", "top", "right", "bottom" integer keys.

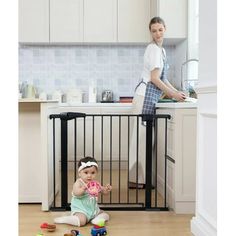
[{"left": 136, "top": 43, "right": 166, "bottom": 96}]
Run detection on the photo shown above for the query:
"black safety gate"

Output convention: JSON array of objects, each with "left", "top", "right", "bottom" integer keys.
[{"left": 49, "top": 112, "right": 172, "bottom": 211}]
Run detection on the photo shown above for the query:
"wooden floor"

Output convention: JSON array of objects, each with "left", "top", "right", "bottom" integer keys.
[{"left": 19, "top": 204, "right": 193, "bottom": 236}]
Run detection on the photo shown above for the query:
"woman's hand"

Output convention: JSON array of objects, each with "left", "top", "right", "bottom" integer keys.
[
  {"left": 151, "top": 69, "right": 186, "bottom": 101},
  {"left": 172, "top": 91, "right": 186, "bottom": 101}
]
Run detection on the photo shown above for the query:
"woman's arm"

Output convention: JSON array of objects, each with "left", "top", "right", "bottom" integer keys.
[
  {"left": 164, "top": 79, "right": 178, "bottom": 92},
  {"left": 151, "top": 68, "right": 186, "bottom": 101}
]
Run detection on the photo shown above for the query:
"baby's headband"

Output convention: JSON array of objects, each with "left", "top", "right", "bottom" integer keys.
[{"left": 78, "top": 161, "right": 98, "bottom": 172}]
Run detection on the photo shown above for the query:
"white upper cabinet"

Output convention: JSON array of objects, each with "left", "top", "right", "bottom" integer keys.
[
  {"left": 151, "top": 0, "right": 187, "bottom": 39},
  {"left": 50, "top": 0, "right": 83, "bottom": 42},
  {"left": 19, "top": 0, "right": 187, "bottom": 43},
  {"left": 84, "top": 0, "right": 117, "bottom": 42},
  {"left": 19, "top": 0, "right": 49, "bottom": 43},
  {"left": 118, "top": 0, "right": 151, "bottom": 43}
]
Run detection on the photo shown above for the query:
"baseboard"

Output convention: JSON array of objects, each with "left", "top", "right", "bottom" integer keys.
[
  {"left": 175, "top": 201, "right": 195, "bottom": 214},
  {"left": 19, "top": 195, "right": 41, "bottom": 203},
  {"left": 191, "top": 216, "right": 217, "bottom": 236}
]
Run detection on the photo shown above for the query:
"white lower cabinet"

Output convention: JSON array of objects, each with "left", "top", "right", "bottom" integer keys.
[
  {"left": 156, "top": 108, "right": 197, "bottom": 213},
  {"left": 58, "top": 105, "right": 132, "bottom": 164},
  {"left": 100, "top": 106, "right": 132, "bottom": 162},
  {"left": 18, "top": 101, "right": 59, "bottom": 204}
]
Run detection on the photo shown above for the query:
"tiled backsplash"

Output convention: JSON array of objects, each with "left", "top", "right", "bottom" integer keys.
[{"left": 19, "top": 44, "right": 175, "bottom": 101}]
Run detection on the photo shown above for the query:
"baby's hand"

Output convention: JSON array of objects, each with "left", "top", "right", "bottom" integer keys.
[
  {"left": 102, "top": 184, "right": 112, "bottom": 194},
  {"left": 72, "top": 179, "right": 88, "bottom": 196},
  {"left": 105, "top": 184, "right": 112, "bottom": 191},
  {"left": 80, "top": 184, "right": 87, "bottom": 191}
]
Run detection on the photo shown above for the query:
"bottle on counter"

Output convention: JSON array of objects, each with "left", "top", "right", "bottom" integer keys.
[{"left": 88, "top": 86, "right": 97, "bottom": 103}]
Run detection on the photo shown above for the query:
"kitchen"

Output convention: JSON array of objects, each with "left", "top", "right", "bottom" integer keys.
[{"left": 16, "top": 0, "right": 217, "bottom": 235}]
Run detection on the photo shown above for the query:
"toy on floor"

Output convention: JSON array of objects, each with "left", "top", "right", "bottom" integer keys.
[
  {"left": 36, "top": 233, "right": 43, "bottom": 236},
  {"left": 91, "top": 219, "right": 107, "bottom": 236},
  {"left": 71, "top": 229, "right": 82, "bottom": 236},
  {"left": 40, "top": 222, "right": 56, "bottom": 232},
  {"left": 64, "top": 230, "right": 83, "bottom": 236},
  {"left": 79, "top": 179, "right": 102, "bottom": 198},
  {"left": 40, "top": 222, "right": 48, "bottom": 229}
]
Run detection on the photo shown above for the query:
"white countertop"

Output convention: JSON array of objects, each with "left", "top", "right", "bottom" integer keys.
[
  {"left": 18, "top": 98, "right": 197, "bottom": 109},
  {"left": 156, "top": 101, "right": 197, "bottom": 109},
  {"left": 18, "top": 99, "right": 133, "bottom": 108},
  {"left": 19, "top": 99, "right": 59, "bottom": 103},
  {"left": 59, "top": 102, "right": 133, "bottom": 107}
]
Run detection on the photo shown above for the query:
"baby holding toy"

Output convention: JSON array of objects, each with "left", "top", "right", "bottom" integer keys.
[{"left": 54, "top": 156, "right": 112, "bottom": 227}]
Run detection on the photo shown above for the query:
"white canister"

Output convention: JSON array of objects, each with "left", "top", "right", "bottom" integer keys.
[
  {"left": 52, "top": 90, "right": 62, "bottom": 102},
  {"left": 39, "top": 92, "right": 47, "bottom": 100},
  {"left": 66, "top": 89, "right": 82, "bottom": 103}
]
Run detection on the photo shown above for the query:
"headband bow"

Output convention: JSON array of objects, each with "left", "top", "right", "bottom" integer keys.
[{"left": 78, "top": 161, "right": 98, "bottom": 172}]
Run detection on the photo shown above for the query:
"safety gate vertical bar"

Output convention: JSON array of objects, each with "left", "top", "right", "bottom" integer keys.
[
  {"left": 145, "top": 115, "right": 153, "bottom": 209},
  {"left": 61, "top": 118, "right": 68, "bottom": 209}
]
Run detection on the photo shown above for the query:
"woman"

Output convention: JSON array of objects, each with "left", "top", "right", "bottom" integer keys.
[{"left": 129, "top": 17, "right": 186, "bottom": 189}]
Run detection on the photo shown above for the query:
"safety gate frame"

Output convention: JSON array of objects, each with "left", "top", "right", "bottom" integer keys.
[{"left": 49, "top": 112, "right": 172, "bottom": 211}]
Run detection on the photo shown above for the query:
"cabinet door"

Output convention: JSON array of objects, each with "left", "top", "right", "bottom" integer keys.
[
  {"left": 118, "top": 0, "right": 151, "bottom": 42},
  {"left": 84, "top": 0, "right": 117, "bottom": 42},
  {"left": 101, "top": 107, "right": 132, "bottom": 161},
  {"left": 50, "top": 0, "right": 83, "bottom": 42},
  {"left": 158, "top": 0, "right": 187, "bottom": 39},
  {"left": 19, "top": 0, "right": 49, "bottom": 43}
]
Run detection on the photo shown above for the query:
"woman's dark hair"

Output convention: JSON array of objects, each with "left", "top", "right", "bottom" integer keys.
[
  {"left": 78, "top": 156, "right": 98, "bottom": 170},
  {"left": 149, "top": 16, "right": 166, "bottom": 30}
]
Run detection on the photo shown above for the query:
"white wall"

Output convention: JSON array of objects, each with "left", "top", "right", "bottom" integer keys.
[{"left": 191, "top": 0, "right": 217, "bottom": 235}]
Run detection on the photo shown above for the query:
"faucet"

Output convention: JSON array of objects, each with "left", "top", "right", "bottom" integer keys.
[{"left": 181, "top": 58, "right": 199, "bottom": 92}]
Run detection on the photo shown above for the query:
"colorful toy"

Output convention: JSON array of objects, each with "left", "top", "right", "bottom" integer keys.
[
  {"left": 46, "top": 224, "right": 56, "bottom": 232},
  {"left": 64, "top": 230, "right": 83, "bottom": 236},
  {"left": 40, "top": 222, "right": 56, "bottom": 232},
  {"left": 40, "top": 222, "right": 48, "bottom": 229},
  {"left": 71, "top": 229, "right": 82, "bottom": 236},
  {"left": 79, "top": 179, "right": 102, "bottom": 198},
  {"left": 87, "top": 181, "right": 102, "bottom": 197},
  {"left": 91, "top": 219, "right": 107, "bottom": 236},
  {"left": 36, "top": 233, "right": 43, "bottom": 236}
]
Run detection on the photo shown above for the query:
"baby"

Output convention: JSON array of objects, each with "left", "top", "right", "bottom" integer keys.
[{"left": 54, "top": 156, "right": 112, "bottom": 227}]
